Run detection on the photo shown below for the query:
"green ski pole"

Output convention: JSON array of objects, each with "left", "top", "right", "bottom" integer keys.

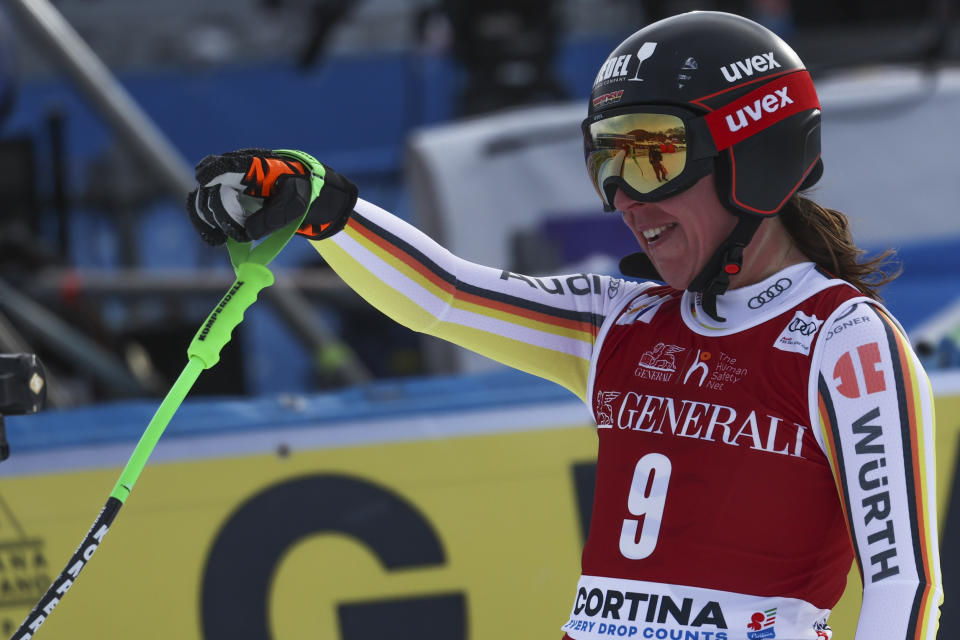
[{"left": 11, "top": 149, "right": 325, "bottom": 640}]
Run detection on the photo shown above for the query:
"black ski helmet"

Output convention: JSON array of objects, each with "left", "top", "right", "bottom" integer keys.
[{"left": 584, "top": 11, "right": 822, "bottom": 314}]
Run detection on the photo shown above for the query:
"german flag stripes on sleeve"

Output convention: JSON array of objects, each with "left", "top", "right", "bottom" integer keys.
[
  {"left": 814, "top": 302, "right": 943, "bottom": 640},
  {"left": 309, "top": 198, "right": 651, "bottom": 402}
]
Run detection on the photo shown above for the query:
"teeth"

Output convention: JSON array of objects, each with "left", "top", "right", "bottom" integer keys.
[{"left": 642, "top": 224, "right": 672, "bottom": 240}]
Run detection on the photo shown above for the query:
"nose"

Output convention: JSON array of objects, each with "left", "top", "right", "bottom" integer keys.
[{"left": 613, "top": 188, "right": 643, "bottom": 213}]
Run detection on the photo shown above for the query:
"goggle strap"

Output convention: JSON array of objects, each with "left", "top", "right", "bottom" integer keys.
[{"left": 685, "top": 117, "right": 719, "bottom": 161}]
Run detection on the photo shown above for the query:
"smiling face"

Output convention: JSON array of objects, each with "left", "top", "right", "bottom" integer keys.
[{"left": 615, "top": 174, "right": 738, "bottom": 290}]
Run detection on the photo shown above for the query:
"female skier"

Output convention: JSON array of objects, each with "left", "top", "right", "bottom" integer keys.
[{"left": 186, "top": 11, "right": 942, "bottom": 640}]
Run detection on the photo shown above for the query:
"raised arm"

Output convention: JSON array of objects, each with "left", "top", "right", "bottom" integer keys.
[
  {"left": 184, "top": 148, "right": 648, "bottom": 402},
  {"left": 312, "top": 197, "right": 646, "bottom": 401}
]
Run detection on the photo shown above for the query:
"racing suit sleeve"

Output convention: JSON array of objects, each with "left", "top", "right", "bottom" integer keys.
[
  {"left": 814, "top": 302, "right": 943, "bottom": 640},
  {"left": 308, "top": 198, "right": 647, "bottom": 402}
]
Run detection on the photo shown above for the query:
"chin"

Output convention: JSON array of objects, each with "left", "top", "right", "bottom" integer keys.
[{"left": 650, "top": 264, "right": 688, "bottom": 290}]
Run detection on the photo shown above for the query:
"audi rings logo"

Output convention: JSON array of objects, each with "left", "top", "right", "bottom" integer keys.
[
  {"left": 788, "top": 316, "right": 818, "bottom": 336},
  {"left": 747, "top": 278, "right": 792, "bottom": 309}
]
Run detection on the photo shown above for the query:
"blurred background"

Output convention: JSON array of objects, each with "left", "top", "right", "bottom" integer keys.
[{"left": 0, "top": 1, "right": 958, "bottom": 638}]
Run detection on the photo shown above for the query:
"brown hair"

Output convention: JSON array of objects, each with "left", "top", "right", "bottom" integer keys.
[{"left": 778, "top": 194, "right": 901, "bottom": 301}]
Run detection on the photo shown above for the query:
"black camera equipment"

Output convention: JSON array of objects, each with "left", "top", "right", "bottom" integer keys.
[{"left": 0, "top": 353, "right": 47, "bottom": 460}]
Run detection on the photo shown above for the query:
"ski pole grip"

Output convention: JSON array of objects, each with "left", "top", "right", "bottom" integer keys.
[{"left": 187, "top": 262, "right": 274, "bottom": 369}]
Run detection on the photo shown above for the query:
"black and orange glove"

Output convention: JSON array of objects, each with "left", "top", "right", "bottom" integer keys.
[{"left": 186, "top": 148, "right": 358, "bottom": 246}]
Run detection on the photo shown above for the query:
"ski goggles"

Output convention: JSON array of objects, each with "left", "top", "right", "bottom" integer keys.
[
  {"left": 582, "top": 71, "right": 821, "bottom": 211},
  {"left": 582, "top": 105, "right": 717, "bottom": 210}
]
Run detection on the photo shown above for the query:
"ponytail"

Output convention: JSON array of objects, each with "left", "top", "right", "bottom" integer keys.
[{"left": 779, "top": 194, "right": 901, "bottom": 301}]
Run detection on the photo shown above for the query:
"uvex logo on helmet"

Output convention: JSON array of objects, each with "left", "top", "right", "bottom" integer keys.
[
  {"left": 720, "top": 51, "right": 781, "bottom": 83},
  {"left": 725, "top": 86, "right": 793, "bottom": 132},
  {"left": 702, "top": 71, "right": 820, "bottom": 155}
]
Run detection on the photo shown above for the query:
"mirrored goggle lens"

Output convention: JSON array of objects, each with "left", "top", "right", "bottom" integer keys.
[{"left": 585, "top": 113, "right": 688, "bottom": 205}]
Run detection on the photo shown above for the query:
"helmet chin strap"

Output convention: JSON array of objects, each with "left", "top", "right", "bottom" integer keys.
[{"left": 619, "top": 215, "right": 762, "bottom": 322}]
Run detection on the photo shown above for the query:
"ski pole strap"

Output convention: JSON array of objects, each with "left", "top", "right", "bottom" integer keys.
[
  {"left": 226, "top": 218, "right": 300, "bottom": 270},
  {"left": 226, "top": 149, "right": 326, "bottom": 270},
  {"left": 211, "top": 149, "right": 326, "bottom": 365}
]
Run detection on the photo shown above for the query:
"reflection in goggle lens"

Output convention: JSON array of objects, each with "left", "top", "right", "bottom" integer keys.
[{"left": 585, "top": 113, "right": 688, "bottom": 205}]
